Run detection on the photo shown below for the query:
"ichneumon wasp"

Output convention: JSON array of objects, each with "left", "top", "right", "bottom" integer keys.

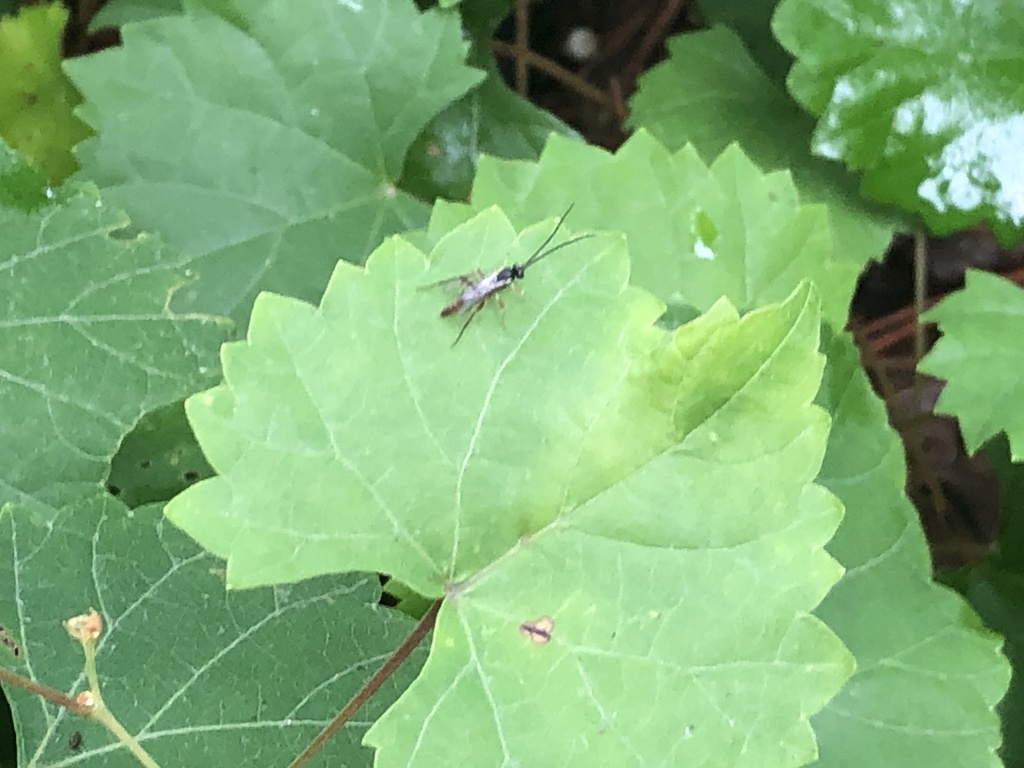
[{"left": 421, "top": 205, "right": 592, "bottom": 346}]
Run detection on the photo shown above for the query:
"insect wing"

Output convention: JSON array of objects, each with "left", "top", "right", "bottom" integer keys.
[{"left": 418, "top": 273, "right": 477, "bottom": 291}]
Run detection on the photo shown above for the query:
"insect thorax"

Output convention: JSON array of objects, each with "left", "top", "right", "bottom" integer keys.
[{"left": 500, "top": 265, "right": 526, "bottom": 281}]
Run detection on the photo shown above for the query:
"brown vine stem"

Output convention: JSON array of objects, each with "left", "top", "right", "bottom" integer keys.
[
  {"left": 513, "top": 0, "right": 529, "bottom": 95},
  {"left": 912, "top": 230, "right": 928, "bottom": 390},
  {"left": 0, "top": 666, "right": 91, "bottom": 715},
  {"left": 287, "top": 598, "right": 442, "bottom": 768},
  {"left": 609, "top": 75, "right": 628, "bottom": 122},
  {"left": 910, "top": 229, "right": 951, "bottom": 531},
  {"left": 859, "top": 262, "right": 1024, "bottom": 354},
  {"left": 621, "top": 0, "right": 687, "bottom": 91},
  {"left": 491, "top": 40, "right": 614, "bottom": 108}
]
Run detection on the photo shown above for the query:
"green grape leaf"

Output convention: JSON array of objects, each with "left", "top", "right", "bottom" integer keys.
[
  {"left": 812, "top": 331, "right": 1009, "bottom": 768},
  {"left": 0, "top": 141, "right": 416, "bottom": 766},
  {"left": 0, "top": 137, "right": 50, "bottom": 209},
  {"left": 628, "top": 26, "right": 898, "bottom": 268},
  {"left": 0, "top": 151, "right": 229, "bottom": 511},
  {"left": 403, "top": 63, "right": 579, "bottom": 202},
  {"left": 433, "top": 130, "right": 858, "bottom": 328},
  {"left": 0, "top": 2, "right": 90, "bottom": 181},
  {"left": 107, "top": 400, "right": 214, "bottom": 508},
  {"left": 984, "top": 436, "right": 1024, "bottom": 575},
  {"left": 167, "top": 207, "right": 853, "bottom": 765},
  {"left": 0, "top": 495, "right": 422, "bottom": 766},
  {"left": 954, "top": 562, "right": 1024, "bottom": 768},
  {"left": 90, "top": 0, "right": 184, "bottom": 29},
  {"left": 66, "top": 0, "right": 484, "bottom": 329},
  {"left": 458, "top": 0, "right": 512, "bottom": 36},
  {"left": 773, "top": 0, "right": 1024, "bottom": 245},
  {"left": 696, "top": 0, "right": 793, "bottom": 81},
  {"left": 946, "top": 437, "right": 1024, "bottom": 767},
  {"left": 918, "top": 270, "right": 1024, "bottom": 459}
]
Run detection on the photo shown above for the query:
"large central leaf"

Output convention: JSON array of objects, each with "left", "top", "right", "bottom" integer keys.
[
  {"left": 167, "top": 209, "right": 853, "bottom": 765},
  {"left": 168, "top": 208, "right": 667, "bottom": 591}
]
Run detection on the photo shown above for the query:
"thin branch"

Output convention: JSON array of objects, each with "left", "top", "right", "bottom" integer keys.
[
  {"left": 0, "top": 666, "right": 91, "bottom": 715},
  {"left": 621, "top": 0, "right": 687, "bottom": 90},
  {"left": 514, "top": 0, "right": 529, "bottom": 95},
  {"left": 609, "top": 76, "right": 628, "bottom": 122},
  {"left": 913, "top": 229, "right": 928, "bottom": 368},
  {"left": 492, "top": 40, "right": 614, "bottom": 108},
  {"left": 288, "top": 599, "right": 442, "bottom": 768}
]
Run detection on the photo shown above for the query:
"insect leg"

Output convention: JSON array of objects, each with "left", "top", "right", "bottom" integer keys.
[
  {"left": 494, "top": 293, "right": 507, "bottom": 330},
  {"left": 452, "top": 300, "right": 487, "bottom": 347}
]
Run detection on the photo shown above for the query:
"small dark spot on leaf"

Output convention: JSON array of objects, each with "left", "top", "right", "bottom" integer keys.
[
  {"left": 107, "top": 484, "right": 121, "bottom": 496},
  {"left": 69, "top": 731, "right": 82, "bottom": 751},
  {"left": 183, "top": 470, "right": 199, "bottom": 483},
  {"left": 140, "top": 460, "right": 151, "bottom": 469},
  {"left": 519, "top": 616, "right": 554, "bottom": 644},
  {"left": 0, "top": 624, "right": 20, "bottom": 657}
]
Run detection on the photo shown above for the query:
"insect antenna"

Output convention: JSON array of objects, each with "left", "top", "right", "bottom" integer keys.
[
  {"left": 521, "top": 233, "right": 594, "bottom": 271},
  {"left": 520, "top": 204, "right": 594, "bottom": 271}
]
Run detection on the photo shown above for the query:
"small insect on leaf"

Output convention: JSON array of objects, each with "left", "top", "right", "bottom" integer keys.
[
  {"left": 423, "top": 205, "right": 593, "bottom": 346},
  {"left": 519, "top": 616, "right": 554, "bottom": 644},
  {"left": 0, "top": 624, "right": 20, "bottom": 657},
  {"left": 69, "top": 731, "right": 82, "bottom": 751}
]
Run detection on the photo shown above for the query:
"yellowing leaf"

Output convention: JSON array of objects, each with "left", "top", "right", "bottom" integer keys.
[{"left": 0, "top": 3, "right": 90, "bottom": 181}]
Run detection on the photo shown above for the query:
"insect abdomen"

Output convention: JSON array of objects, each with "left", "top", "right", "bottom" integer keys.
[{"left": 440, "top": 301, "right": 462, "bottom": 317}]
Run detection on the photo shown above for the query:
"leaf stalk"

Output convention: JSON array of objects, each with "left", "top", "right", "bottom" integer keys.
[{"left": 288, "top": 598, "right": 442, "bottom": 768}]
